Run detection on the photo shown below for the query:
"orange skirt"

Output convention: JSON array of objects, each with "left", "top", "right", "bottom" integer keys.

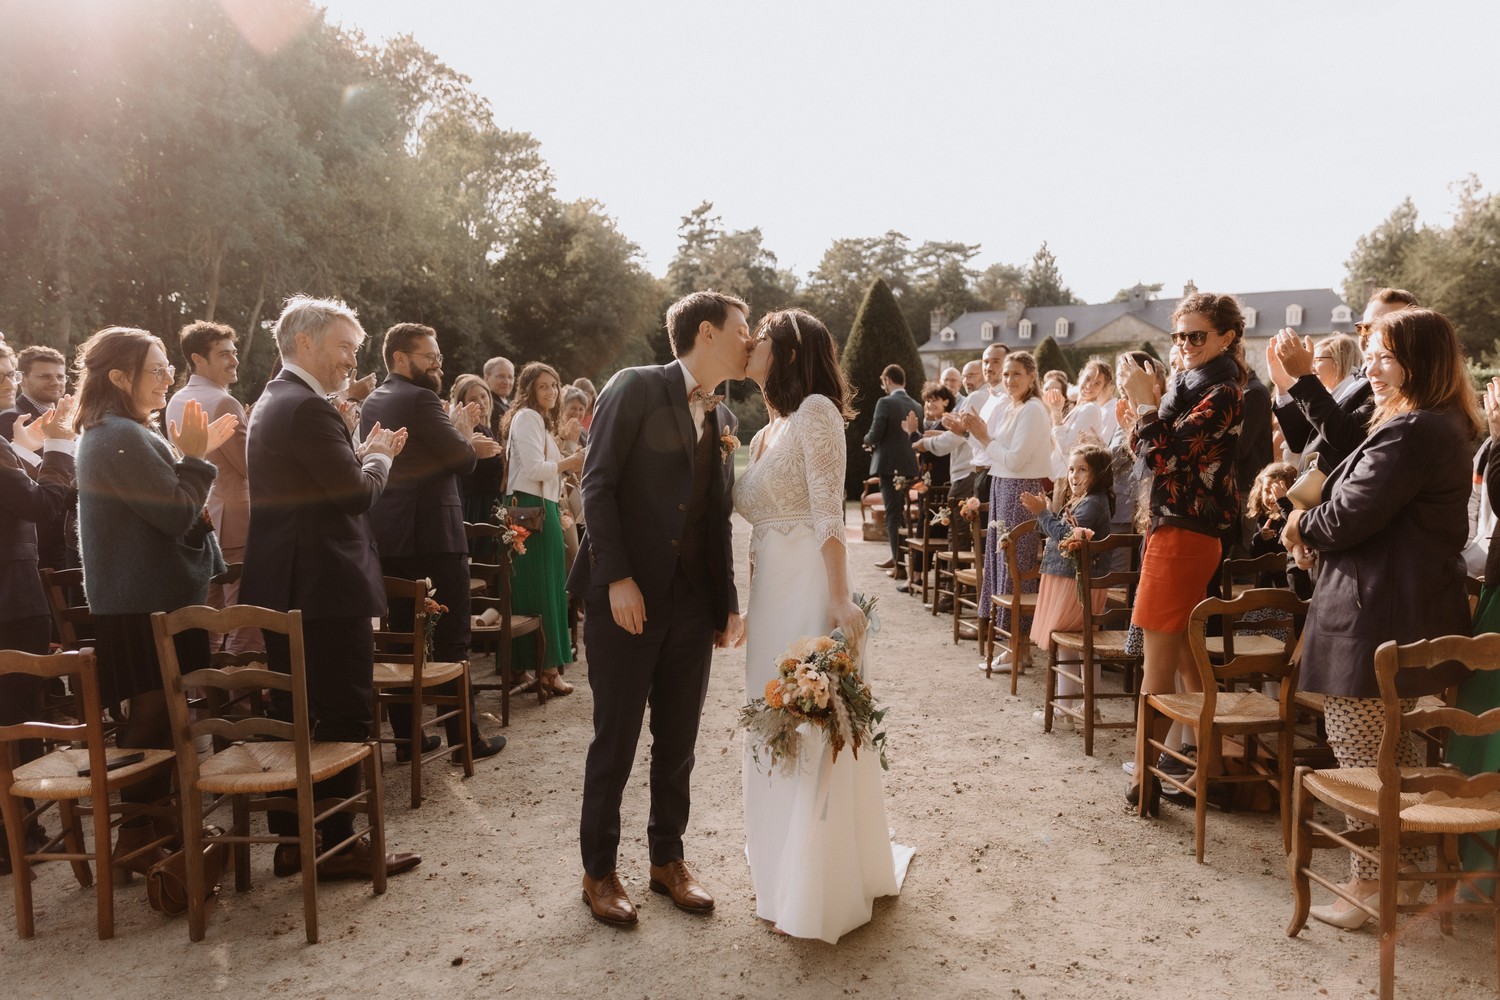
[{"left": 1131, "top": 525, "right": 1221, "bottom": 633}]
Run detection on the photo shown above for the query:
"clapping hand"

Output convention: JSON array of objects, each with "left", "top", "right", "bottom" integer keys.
[
  {"left": 335, "top": 398, "right": 360, "bottom": 435},
  {"left": 558, "top": 416, "right": 582, "bottom": 443},
  {"left": 1274, "top": 330, "right": 1316, "bottom": 380},
  {"left": 346, "top": 372, "right": 377, "bottom": 402},
  {"left": 1018, "top": 490, "right": 1048, "bottom": 515},
  {"left": 1118, "top": 355, "right": 1159, "bottom": 409},
  {"left": 169, "top": 398, "right": 237, "bottom": 460},
  {"left": 359, "top": 421, "right": 407, "bottom": 461},
  {"left": 1485, "top": 378, "right": 1500, "bottom": 441},
  {"left": 472, "top": 433, "right": 501, "bottom": 459},
  {"left": 1043, "top": 386, "right": 1067, "bottom": 422},
  {"left": 1265, "top": 333, "right": 1295, "bottom": 393},
  {"left": 900, "top": 411, "right": 920, "bottom": 435},
  {"left": 449, "top": 399, "right": 479, "bottom": 436}
]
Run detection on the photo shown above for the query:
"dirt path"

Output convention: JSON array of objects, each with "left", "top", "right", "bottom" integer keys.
[{"left": 5, "top": 511, "right": 1496, "bottom": 999}]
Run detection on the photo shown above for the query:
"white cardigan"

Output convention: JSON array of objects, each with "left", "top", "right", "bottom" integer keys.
[
  {"left": 983, "top": 396, "right": 1054, "bottom": 480},
  {"left": 505, "top": 407, "right": 562, "bottom": 502}
]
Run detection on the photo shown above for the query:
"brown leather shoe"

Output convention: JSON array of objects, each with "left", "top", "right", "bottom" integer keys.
[
  {"left": 315, "top": 837, "right": 421, "bottom": 881},
  {"left": 582, "top": 871, "right": 638, "bottom": 926},
  {"left": 873, "top": 558, "right": 896, "bottom": 570},
  {"left": 957, "top": 622, "right": 979, "bottom": 641},
  {"left": 648, "top": 860, "right": 714, "bottom": 913}
]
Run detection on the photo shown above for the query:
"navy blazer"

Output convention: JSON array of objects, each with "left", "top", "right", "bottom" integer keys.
[
  {"left": 240, "top": 371, "right": 389, "bottom": 619},
  {"left": 1274, "top": 374, "right": 1375, "bottom": 475},
  {"left": 864, "top": 389, "right": 922, "bottom": 478},
  {"left": 360, "top": 373, "right": 476, "bottom": 558},
  {"left": 565, "top": 363, "right": 738, "bottom": 630},
  {"left": 0, "top": 443, "right": 73, "bottom": 622},
  {"left": 1296, "top": 408, "right": 1473, "bottom": 698}
]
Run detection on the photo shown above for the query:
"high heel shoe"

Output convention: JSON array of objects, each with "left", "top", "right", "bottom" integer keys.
[
  {"left": 1309, "top": 891, "right": 1377, "bottom": 930},
  {"left": 1125, "top": 776, "right": 1161, "bottom": 818}
]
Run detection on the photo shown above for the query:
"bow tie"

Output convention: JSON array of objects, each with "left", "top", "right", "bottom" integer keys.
[{"left": 688, "top": 386, "right": 723, "bottom": 408}]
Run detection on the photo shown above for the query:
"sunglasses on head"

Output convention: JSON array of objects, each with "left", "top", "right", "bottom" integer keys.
[{"left": 1170, "top": 329, "right": 1218, "bottom": 347}]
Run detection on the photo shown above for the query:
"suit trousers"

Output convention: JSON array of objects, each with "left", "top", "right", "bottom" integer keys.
[
  {"left": 579, "top": 567, "right": 714, "bottom": 878},
  {"left": 265, "top": 616, "right": 374, "bottom": 840},
  {"left": 380, "top": 552, "right": 477, "bottom": 746},
  {"left": 879, "top": 474, "right": 906, "bottom": 564}
]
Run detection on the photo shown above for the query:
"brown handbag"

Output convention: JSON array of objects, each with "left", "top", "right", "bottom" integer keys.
[
  {"left": 501, "top": 497, "right": 544, "bottom": 534},
  {"left": 145, "top": 827, "right": 229, "bottom": 916}
]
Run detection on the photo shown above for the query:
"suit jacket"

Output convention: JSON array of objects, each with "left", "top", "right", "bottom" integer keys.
[
  {"left": 360, "top": 373, "right": 476, "bottom": 558},
  {"left": 165, "top": 375, "right": 250, "bottom": 553},
  {"left": 565, "top": 363, "right": 738, "bottom": 630},
  {"left": 1296, "top": 408, "right": 1473, "bottom": 699},
  {"left": 1235, "top": 372, "right": 1273, "bottom": 494},
  {"left": 0, "top": 395, "right": 71, "bottom": 569},
  {"left": 864, "top": 389, "right": 922, "bottom": 478},
  {"left": 0, "top": 442, "right": 73, "bottom": 622},
  {"left": 1274, "top": 374, "right": 1375, "bottom": 474},
  {"left": 240, "top": 370, "right": 390, "bottom": 619}
]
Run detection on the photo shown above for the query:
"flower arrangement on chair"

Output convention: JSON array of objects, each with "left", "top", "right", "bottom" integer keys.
[
  {"left": 1057, "top": 526, "right": 1097, "bottom": 606},
  {"left": 738, "top": 594, "right": 888, "bottom": 775},
  {"left": 418, "top": 578, "right": 448, "bottom": 661},
  {"left": 490, "top": 504, "right": 531, "bottom": 557}
]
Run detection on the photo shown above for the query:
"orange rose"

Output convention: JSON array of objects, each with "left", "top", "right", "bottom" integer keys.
[{"left": 764, "top": 679, "right": 785, "bottom": 709}]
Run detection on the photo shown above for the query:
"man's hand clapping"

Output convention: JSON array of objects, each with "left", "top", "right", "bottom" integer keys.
[{"left": 359, "top": 421, "right": 407, "bottom": 461}]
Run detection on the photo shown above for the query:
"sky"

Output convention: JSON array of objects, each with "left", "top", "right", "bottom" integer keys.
[{"left": 315, "top": 0, "right": 1500, "bottom": 305}]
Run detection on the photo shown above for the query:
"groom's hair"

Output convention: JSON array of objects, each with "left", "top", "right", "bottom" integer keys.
[{"left": 665, "top": 290, "right": 749, "bottom": 357}]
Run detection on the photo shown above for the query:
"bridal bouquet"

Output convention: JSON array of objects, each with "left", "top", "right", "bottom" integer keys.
[{"left": 738, "top": 593, "right": 888, "bottom": 775}]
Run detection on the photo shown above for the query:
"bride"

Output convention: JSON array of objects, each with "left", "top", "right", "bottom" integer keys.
[{"left": 734, "top": 307, "right": 913, "bottom": 943}]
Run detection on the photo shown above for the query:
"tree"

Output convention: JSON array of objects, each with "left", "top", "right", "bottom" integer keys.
[
  {"left": 840, "top": 277, "right": 926, "bottom": 497},
  {"left": 1342, "top": 198, "right": 1422, "bottom": 309},
  {"left": 1032, "top": 335, "right": 1071, "bottom": 381},
  {"left": 1138, "top": 340, "right": 1163, "bottom": 363},
  {"left": 1022, "top": 241, "right": 1080, "bottom": 307},
  {"left": 803, "top": 231, "right": 913, "bottom": 345},
  {"left": 1110, "top": 282, "right": 1163, "bottom": 303},
  {"left": 973, "top": 262, "right": 1026, "bottom": 310}
]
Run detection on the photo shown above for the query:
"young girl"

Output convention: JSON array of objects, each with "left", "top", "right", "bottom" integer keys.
[
  {"left": 1246, "top": 461, "right": 1297, "bottom": 557},
  {"left": 1019, "top": 444, "right": 1115, "bottom": 727}
]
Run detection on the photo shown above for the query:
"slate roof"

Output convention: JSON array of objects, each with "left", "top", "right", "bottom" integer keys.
[{"left": 919, "top": 287, "right": 1356, "bottom": 354}]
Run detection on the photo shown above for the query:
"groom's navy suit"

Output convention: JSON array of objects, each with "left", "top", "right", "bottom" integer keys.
[{"left": 569, "top": 360, "right": 738, "bottom": 879}]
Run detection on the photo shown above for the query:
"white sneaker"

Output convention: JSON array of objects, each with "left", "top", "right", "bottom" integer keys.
[
  {"left": 1033, "top": 709, "right": 1075, "bottom": 730},
  {"left": 1121, "top": 760, "right": 1136, "bottom": 776},
  {"left": 977, "top": 651, "right": 1013, "bottom": 672}
]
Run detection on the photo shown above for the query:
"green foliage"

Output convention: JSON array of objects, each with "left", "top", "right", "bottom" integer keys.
[
  {"left": 1031, "top": 335, "right": 1071, "bottom": 380},
  {"left": 973, "top": 262, "right": 1027, "bottom": 310},
  {"left": 1023, "top": 242, "right": 1081, "bottom": 307},
  {"left": 1343, "top": 198, "right": 1422, "bottom": 309},
  {"left": 840, "top": 278, "right": 926, "bottom": 497},
  {"left": 1111, "top": 283, "right": 1163, "bottom": 303}
]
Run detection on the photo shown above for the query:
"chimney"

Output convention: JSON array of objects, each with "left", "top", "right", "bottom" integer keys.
[
  {"left": 1183, "top": 279, "right": 1198, "bottom": 298},
  {"left": 1006, "top": 290, "right": 1025, "bottom": 329},
  {"left": 930, "top": 308, "right": 946, "bottom": 338}
]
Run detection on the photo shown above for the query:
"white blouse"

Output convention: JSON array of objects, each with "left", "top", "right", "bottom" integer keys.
[
  {"left": 1050, "top": 399, "right": 1105, "bottom": 477},
  {"left": 505, "top": 407, "right": 562, "bottom": 502},
  {"left": 983, "top": 396, "right": 1053, "bottom": 480}
]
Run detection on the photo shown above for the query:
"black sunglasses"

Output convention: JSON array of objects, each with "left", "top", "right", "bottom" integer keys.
[{"left": 1170, "top": 329, "right": 1218, "bottom": 347}]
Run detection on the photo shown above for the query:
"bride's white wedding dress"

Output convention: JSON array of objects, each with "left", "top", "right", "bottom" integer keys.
[{"left": 733, "top": 393, "right": 914, "bottom": 944}]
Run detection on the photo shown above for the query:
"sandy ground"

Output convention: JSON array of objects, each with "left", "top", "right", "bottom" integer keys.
[{"left": 4, "top": 509, "right": 1499, "bottom": 1000}]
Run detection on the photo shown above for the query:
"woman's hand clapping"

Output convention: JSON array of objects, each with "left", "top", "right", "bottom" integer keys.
[
  {"left": 1485, "top": 377, "right": 1500, "bottom": 442},
  {"left": 169, "top": 398, "right": 238, "bottom": 460}
]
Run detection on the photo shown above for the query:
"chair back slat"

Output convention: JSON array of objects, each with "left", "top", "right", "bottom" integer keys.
[
  {"left": 192, "top": 716, "right": 295, "bottom": 743},
  {"left": 1186, "top": 590, "right": 1308, "bottom": 724},
  {"left": 1074, "top": 533, "right": 1143, "bottom": 655},
  {"left": 38, "top": 568, "right": 92, "bottom": 649},
  {"left": 180, "top": 666, "right": 288, "bottom": 693}
]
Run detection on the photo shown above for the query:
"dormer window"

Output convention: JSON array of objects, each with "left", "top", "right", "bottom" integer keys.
[
  {"left": 1331, "top": 304, "right": 1353, "bottom": 324},
  {"left": 939, "top": 327, "right": 956, "bottom": 343},
  {"left": 1055, "top": 317, "right": 1070, "bottom": 339},
  {"left": 1286, "top": 304, "right": 1304, "bottom": 326},
  {"left": 1018, "top": 319, "right": 1033, "bottom": 340},
  {"left": 1243, "top": 307, "right": 1257, "bottom": 329},
  {"left": 980, "top": 321, "right": 995, "bottom": 342}
]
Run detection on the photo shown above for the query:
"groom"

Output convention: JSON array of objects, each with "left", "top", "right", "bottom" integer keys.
[{"left": 570, "top": 290, "right": 749, "bottom": 926}]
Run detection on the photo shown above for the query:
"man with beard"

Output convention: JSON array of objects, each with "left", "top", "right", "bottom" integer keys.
[
  {"left": 361, "top": 323, "right": 505, "bottom": 762},
  {"left": 1, "top": 346, "right": 73, "bottom": 570}
]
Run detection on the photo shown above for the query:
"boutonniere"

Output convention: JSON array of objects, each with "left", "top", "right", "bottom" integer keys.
[{"left": 720, "top": 430, "right": 740, "bottom": 462}]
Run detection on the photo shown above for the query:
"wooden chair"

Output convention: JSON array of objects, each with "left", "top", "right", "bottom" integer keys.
[
  {"left": 903, "top": 484, "right": 950, "bottom": 605},
  {"left": 1287, "top": 632, "right": 1500, "bottom": 1000},
  {"left": 0, "top": 648, "right": 175, "bottom": 939},
  {"left": 1207, "top": 552, "right": 1295, "bottom": 663},
  {"left": 950, "top": 503, "right": 989, "bottom": 648},
  {"left": 859, "top": 477, "right": 886, "bottom": 543},
  {"left": 152, "top": 605, "right": 386, "bottom": 944},
  {"left": 1043, "top": 533, "right": 1144, "bottom": 755},
  {"left": 1138, "top": 589, "right": 1306, "bottom": 861},
  {"left": 39, "top": 567, "right": 93, "bottom": 651},
  {"left": 986, "top": 519, "right": 1041, "bottom": 690},
  {"left": 465, "top": 522, "right": 546, "bottom": 728},
  {"left": 373, "top": 576, "right": 475, "bottom": 808}
]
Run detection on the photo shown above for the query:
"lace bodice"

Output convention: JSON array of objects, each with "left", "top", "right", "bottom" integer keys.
[{"left": 733, "top": 394, "right": 847, "bottom": 547}]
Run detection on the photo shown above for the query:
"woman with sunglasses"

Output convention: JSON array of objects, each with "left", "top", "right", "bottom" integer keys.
[
  {"left": 1119, "top": 293, "right": 1249, "bottom": 814},
  {"left": 74, "top": 326, "right": 236, "bottom": 874}
]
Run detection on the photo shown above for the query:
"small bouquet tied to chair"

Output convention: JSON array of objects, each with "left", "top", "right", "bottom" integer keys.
[{"left": 738, "top": 593, "right": 889, "bottom": 775}]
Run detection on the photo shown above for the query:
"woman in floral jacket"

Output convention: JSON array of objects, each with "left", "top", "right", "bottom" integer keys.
[{"left": 1119, "top": 292, "right": 1248, "bottom": 813}]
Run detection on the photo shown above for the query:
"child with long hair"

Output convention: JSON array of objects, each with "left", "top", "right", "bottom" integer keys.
[
  {"left": 1247, "top": 461, "right": 1297, "bottom": 557},
  {"left": 1019, "top": 444, "right": 1115, "bottom": 727}
]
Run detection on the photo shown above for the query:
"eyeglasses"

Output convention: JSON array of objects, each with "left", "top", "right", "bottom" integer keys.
[
  {"left": 1170, "top": 329, "right": 1218, "bottom": 347},
  {"left": 145, "top": 365, "right": 176, "bottom": 383},
  {"left": 404, "top": 351, "right": 443, "bottom": 367},
  {"left": 2, "top": 371, "right": 18, "bottom": 384},
  {"left": 1312, "top": 355, "right": 1336, "bottom": 365}
]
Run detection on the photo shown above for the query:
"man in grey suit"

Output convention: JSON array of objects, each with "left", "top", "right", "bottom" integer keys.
[
  {"left": 166, "top": 321, "right": 253, "bottom": 650},
  {"left": 865, "top": 364, "right": 923, "bottom": 580}
]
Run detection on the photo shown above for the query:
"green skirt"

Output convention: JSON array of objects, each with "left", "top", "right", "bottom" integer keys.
[
  {"left": 507, "top": 492, "right": 573, "bottom": 671},
  {"left": 1450, "top": 584, "right": 1500, "bottom": 885}
]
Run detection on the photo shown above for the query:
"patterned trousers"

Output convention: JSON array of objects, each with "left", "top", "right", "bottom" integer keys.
[{"left": 1324, "top": 694, "right": 1428, "bottom": 880}]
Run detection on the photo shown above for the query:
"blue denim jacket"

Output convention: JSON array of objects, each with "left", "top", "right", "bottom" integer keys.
[{"left": 1036, "top": 493, "right": 1113, "bottom": 579}]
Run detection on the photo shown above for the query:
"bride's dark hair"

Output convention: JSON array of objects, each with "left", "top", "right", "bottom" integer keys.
[{"left": 758, "top": 308, "right": 855, "bottom": 420}]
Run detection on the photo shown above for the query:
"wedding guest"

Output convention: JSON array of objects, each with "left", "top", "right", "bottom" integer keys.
[
  {"left": 572, "top": 376, "right": 597, "bottom": 431},
  {"left": 0, "top": 342, "right": 18, "bottom": 415},
  {"left": 1246, "top": 461, "right": 1297, "bottom": 558},
  {"left": 923, "top": 346, "right": 1006, "bottom": 562},
  {"left": 909, "top": 382, "right": 956, "bottom": 487},
  {"left": 0, "top": 386, "right": 76, "bottom": 872},
  {"left": 483, "top": 356, "right": 515, "bottom": 435},
  {"left": 961, "top": 359, "right": 983, "bottom": 395},
  {"left": 75, "top": 326, "right": 233, "bottom": 873},
  {"left": 503, "top": 362, "right": 582, "bottom": 696},
  {"left": 962, "top": 350, "right": 1053, "bottom": 666},
  {"left": 557, "top": 385, "right": 590, "bottom": 570},
  {"left": 2, "top": 345, "right": 72, "bottom": 571},
  {"left": 1281, "top": 307, "right": 1478, "bottom": 927},
  {"left": 864, "top": 364, "right": 923, "bottom": 581},
  {"left": 941, "top": 366, "right": 964, "bottom": 403},
  {"left": 1119, "top": 293, "right": 1247, "bottom": 813},
  {"left": 1108, "top": 351, "right": 1165, "bottom": 541},
  {"left": 449, "top": 373, "right": 505, "bottom": 557},
  {"left": 165, "top": 321, "right": 253, "bottom": 650},
  {"left": 362, "top": 324, "right": 504, "bottom": 761},
  {"left": 1047, "top": 358, "right": 1113, "bottom": 476}
]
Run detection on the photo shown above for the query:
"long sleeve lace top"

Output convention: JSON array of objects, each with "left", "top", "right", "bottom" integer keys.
[{"left": 733, "top": 394, "right": 848, "bottom": 549}]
